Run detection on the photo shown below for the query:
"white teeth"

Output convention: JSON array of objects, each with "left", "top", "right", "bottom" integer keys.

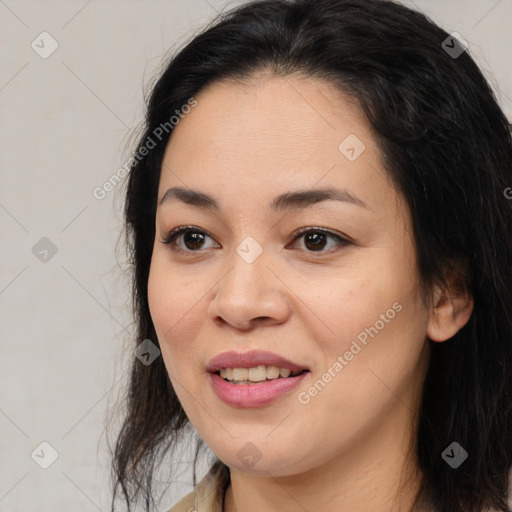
[
  {"left": 232, "top": 368, "right": 248, "bottom": 380},
  {"left": 266, "top": 366, "right": 280, "bottom": 379},
  {"left": 219, "top": 365, "right": 300, "bottom": 382},
  {"left": 248, "top": 366, "right": 267, "bottom": 382}
]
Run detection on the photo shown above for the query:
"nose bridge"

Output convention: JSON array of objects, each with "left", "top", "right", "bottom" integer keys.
[
  {"left": 235, "top": 235, "right": 265, "bottom": 266},
  {"left": 211, "top": 235, "right": 289, "bottom": 327},
  {"left": 224, "top": 235, "right": 270, "bottom": 299}
]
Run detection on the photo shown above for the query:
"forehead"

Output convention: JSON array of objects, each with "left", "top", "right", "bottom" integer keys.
[
  {"left": 167, "top": 74, "right": 369, "bottom": 155},
  {"left": 159, "top": 74, "right": 397, "bottom": 217}
]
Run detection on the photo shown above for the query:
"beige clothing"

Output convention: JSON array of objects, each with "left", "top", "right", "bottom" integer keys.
[
  {"left": 167, "top": 460, "right": 227, "bottom": 512},
  {"left": 166, "top": 460, "right": 440, "bottom": 512},
  {"left": 167, "top": 460, "right": 512, "bottom": 512}
]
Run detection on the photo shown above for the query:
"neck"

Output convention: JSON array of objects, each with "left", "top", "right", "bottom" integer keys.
[{"left": 223, "top": 403, "right": 427, "bottom": 512}]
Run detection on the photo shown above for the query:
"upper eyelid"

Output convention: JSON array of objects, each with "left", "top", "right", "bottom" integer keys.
[{"left": 162, "top": 225, "right": 216, "bottom": 243}]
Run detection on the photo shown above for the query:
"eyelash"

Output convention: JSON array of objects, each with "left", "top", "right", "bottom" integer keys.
[{"left": 159, "top": 225, "right": 351, "bottom": 254}]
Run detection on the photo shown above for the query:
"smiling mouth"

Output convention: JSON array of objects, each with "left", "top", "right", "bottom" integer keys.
[{"left": 215, "top": 366, "right": 310, "bottom": 384}]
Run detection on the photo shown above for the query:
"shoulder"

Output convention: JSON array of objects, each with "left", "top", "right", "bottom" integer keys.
[{"left": 166, "top": 460, "right": 229, "bottom": 512}]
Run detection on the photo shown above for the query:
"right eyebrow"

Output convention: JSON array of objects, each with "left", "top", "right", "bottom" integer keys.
[{"left": 158, "top": 186, "right": 370, "bottom": 212}]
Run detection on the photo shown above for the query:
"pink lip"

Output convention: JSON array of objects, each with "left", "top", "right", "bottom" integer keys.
[
  {"left": 206, "top": 350, "right": 309, "bottom": 374},
  {"left": 206, "top": 350, "right": 310, "bottom": 408},
  {"left": 209, "top": 371, "right": 309, "bottom": 407}
]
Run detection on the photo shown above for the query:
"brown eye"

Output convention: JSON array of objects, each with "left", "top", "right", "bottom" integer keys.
[
  {"left": 181, "top": 231, "right": 207, "bottom": 250},
  {"left": 160, "top": 226, "right": 351, "bottom": 254},
  {"left": 291, "top": 228, "right": 351, "bottom": 253},
  {"left": 303, "top": 231, "right": 328, "bottom": 251},
  {"left": 160, "top": 226, "right": 218, "bottom": 252}
]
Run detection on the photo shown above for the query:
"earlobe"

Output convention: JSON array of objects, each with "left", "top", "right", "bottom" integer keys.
[{"left": 427, "top": 271, "right": 474, "bottom": 343}]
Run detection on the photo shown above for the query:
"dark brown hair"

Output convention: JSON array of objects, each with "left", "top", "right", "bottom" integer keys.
[{"left": 110, "top": 1, "right": 512, "bottom": 511}]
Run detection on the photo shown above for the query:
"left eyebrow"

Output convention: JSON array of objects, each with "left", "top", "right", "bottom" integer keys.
[{"left": 158, "top": 186, "right": 370, "bottom": 212}]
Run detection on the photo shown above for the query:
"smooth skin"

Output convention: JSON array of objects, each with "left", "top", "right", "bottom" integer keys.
[{"left": 147, "top": 74, "right": 474, "bottom": 512}]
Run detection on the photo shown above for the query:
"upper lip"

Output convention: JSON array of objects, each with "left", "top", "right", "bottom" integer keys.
[{"left": 206, "top": 350, "right": 310, "bottom": 374}]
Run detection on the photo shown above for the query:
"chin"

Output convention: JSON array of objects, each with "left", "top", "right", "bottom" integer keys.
[{"left": 211, "top": 443, "right": 311, "bottom": 477}]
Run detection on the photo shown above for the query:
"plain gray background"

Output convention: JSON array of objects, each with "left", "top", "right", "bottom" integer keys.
[{"left": 1, "top": 0, "right": 511, "bottom": 510}]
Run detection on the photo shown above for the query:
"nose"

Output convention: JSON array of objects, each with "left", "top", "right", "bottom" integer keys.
[{"left": 209, "top": 247, "right": 291, "bottom": 331}]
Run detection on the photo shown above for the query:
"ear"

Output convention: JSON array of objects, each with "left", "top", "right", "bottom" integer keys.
[{"left": 427, "top": 266, "right": 474, "bottom": 343}]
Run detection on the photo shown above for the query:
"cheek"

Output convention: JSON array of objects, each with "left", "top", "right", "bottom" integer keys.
[
  {"left": 148, "top": 260, "right": 172, "bottom": 334},
  {"left": 293, "top": 254, "right": 428, "bottom": 386},
  {"left": 294, "top": 290, "right": 427, "bottom": 449},
  {"left": 147, "top": 255, "right": 212, "bottom": 373},
  {"left": 147, "top": 267, "right": 191, "bottom": 418},
  {"left": 289, "top": 268, "right": 395, "bottom": 353},
  {"left": 147, "top": 259, "right": 188, "bottom": 357}
]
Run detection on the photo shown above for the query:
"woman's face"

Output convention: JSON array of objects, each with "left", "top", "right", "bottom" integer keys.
[{"left": 148, "top": 75, "right": 433, "bottom": 476}]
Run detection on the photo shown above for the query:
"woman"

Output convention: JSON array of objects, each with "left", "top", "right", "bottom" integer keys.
[{"left": 110, "top": 0, "right": 512, "bottom": 511}]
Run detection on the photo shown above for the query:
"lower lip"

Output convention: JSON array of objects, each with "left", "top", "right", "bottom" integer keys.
[{"left": 209, "top": 371, "right": 309, "bottom": 408}]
